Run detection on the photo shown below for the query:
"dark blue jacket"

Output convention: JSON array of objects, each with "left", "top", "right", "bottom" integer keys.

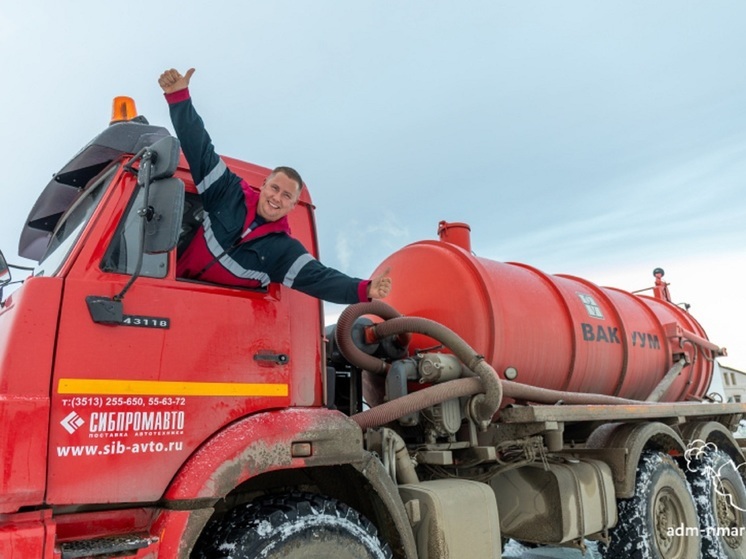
[{"left": 166, "top": 89, "right": 370, "bottom": 304}]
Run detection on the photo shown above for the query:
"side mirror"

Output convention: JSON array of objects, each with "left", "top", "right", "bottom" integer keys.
[
  {"left": 143, "top": 177, "right": 185, "bottom": 254},
  {"left": 0, "top": 250, "right": 10, "bottom": 286},
  {"left": 109, "top": 137, "right": 183, "bottom": 305},
  {"left": 139, "top": 135, "right": 181, "bottom": 185}
]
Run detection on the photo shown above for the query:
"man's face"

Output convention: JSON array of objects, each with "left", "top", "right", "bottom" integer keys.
[{"left": 257, "top": 172, "right": 301, "bottom": 221}]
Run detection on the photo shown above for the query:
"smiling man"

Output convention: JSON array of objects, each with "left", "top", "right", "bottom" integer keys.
[{"left": 158, "top": 68, "right": 391, "bottom": 304}]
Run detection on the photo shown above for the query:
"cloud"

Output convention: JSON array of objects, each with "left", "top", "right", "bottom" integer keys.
[
  {"left": 484, "top": 134, "right": 746, "bottom": 272},
  {"left": 334, "top": 211, "right": 409, "bottom": 275},
  {"left": 335, "top": 230, "right": 353, "bottom": 271}
]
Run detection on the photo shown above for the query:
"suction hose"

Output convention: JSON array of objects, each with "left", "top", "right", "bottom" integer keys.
[
  {"left": 352, "top": 376, "right": 651, "bottom": 431},
  {"left": 353, "top": 377, "right": 482, "bottom": 431},
  {"left": 336, "top": 302, "right": 502, "bottom": 425},
  {"left": 334, "top": 300, "right": 403, "bottom": 375},
  {"left": 372, "top": 316, "right": 503, "bottom": 425},
  {"left": 335, "top": 302, "right": 650, "bottom": 431}
]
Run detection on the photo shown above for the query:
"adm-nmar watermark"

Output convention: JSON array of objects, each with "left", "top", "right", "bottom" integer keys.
[
  {"left": 667, "top": 525, "right": 746, "bottom": 538},
  {"left": 665, "top": 439, "right": 746, "bottom": 538}
]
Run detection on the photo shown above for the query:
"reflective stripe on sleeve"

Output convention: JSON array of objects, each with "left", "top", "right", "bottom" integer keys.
[
  {"left": 196, "top": 159, "right": 228, "bottom": 194},
  {"left": 282, "top": 253, "right": 315, "bottom": 287}
]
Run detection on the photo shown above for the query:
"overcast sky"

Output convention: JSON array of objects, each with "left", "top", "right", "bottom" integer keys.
[{"left": 1, "top": 2, "right": 744, "bottom": 371}]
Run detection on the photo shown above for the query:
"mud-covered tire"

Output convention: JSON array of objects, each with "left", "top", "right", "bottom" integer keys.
[
  {"left": 685, "top": 448, "right": 746, "bottom": 559},
  {"left": 192, "top": 492, "right": 393, "bottom": 559},
  {"left": 601, "top": 452, "right": 700, "bottom": 559}
]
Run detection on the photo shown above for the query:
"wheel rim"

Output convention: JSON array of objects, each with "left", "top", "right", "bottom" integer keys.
[
  {"left": 717, "top": 478, "right": 744, "bottom": 550},
  {"left": 654, "top": 487, "right": 688, "bottom": 558}
]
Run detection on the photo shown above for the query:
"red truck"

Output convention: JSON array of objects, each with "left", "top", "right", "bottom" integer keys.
[{"left": 1, "top": 97, "right": 744, "bottom": 559}]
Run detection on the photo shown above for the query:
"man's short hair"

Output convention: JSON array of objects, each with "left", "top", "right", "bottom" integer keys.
[{"left": 272, "top": 166, "right": 304, "bottom": 192}]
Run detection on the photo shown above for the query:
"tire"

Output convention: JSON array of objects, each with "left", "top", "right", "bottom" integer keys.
[
  {"left": 192, "top": 492, "right": 393, "bottom": 559},
  {"left": 601, "top": 451, "right": 700, "bottom": 559},
  {"left": 685, "top": 448, "right": 746, "bottom": 559}
]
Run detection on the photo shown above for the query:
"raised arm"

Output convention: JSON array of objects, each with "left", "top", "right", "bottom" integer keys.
[{"left": 158, "top": 68, "right": 244, "bottom": 224}]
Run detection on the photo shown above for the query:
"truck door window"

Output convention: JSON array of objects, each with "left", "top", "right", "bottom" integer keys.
[
  {"left": 101, "top": 185, "right": 168, "bottom": 278},
  {"left": 177, "top": 193, "right": 204, "bottom": 259},
  {"left": 37, "top": 166, "right": 117, "bottom": 276}
]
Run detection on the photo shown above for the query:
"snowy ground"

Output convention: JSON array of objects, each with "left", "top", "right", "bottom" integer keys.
[
  {"left": 503, "top": 540, "right": 602, "bottom": 559},
  {"left": 736, "top": 420, "right": 746, "bottom": 438}
]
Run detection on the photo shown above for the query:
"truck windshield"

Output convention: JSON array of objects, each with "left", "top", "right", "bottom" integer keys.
[{"left": 36, "top": 166, "right": 117, "bottom": 276}]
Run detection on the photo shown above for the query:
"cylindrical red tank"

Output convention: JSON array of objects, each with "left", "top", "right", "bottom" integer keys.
[{"left": 374, "top": 223, "right": 716, "bottom": 402}]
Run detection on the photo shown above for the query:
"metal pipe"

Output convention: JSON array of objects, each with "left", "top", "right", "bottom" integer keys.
[
  {"left": 388, "top": 429, "right": 419, "bottom": 484},
  {"left": 645, "top": 357, "right": 688, "bottom": 402},
  {"left": 351, "top": 374, "right": 647, "bottom": 431}
]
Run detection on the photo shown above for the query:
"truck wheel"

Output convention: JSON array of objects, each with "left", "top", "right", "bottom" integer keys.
[
  {"left": 601, "top": 452, "right": 700, "bottom": 559},
  {"left": 685, "top": 449, "right": 746, "bottom": 559},
  {"left": 192, "top": 492, "right": 393, "bottom": 559}
]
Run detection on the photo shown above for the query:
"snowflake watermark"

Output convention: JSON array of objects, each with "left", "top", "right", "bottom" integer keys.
[{"left": 684, "top": 439, "right": 746, "bottom": 513}]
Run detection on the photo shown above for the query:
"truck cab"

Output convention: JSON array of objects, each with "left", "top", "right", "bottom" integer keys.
[{"left": 1, "top": 101, "right": 391, "bottom": 557}]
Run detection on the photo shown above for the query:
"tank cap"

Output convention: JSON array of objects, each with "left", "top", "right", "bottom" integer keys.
[{"left": 437, "top": 221, "right": 471, "bottom": 252}]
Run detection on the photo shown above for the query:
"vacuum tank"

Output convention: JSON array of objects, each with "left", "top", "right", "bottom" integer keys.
[{"left": 373, "top": 221, "right": 722, "bottom": 402}]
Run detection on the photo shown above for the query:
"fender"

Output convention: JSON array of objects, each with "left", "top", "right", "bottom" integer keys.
[
  {"left": 586, "top": 421, "right": 686, "bottom": 499},
  {"left": 165, "top": 407, "right": 365, "bottom": 501},
  {"left": 157, "top": 407, "right": 417, "bottom": 558},
  {"left": 679, "top": 420, "right": 746, "bottom": 464}
]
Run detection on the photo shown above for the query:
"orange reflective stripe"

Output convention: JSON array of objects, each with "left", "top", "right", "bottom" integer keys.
[{"left": 58, "top": 378, "right": 288, "bottom": 397}]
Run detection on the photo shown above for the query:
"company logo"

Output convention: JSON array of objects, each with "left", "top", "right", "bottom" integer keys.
[
  {"left": 577, "top": 293, "right": 604, "bottom": 319},
  {"left": 61, "top": 411, "right": 85, "bottom": 434},
  {"left": 684, "top": 439, "right": 746, "bottom": 513},
  {"left": 88, "top": 410, "right": 185, "bottom": 438}
]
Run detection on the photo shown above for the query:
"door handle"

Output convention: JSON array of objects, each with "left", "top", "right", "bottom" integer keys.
[{"left": 253, "top": 351, "right": 289, "bottom": 365}]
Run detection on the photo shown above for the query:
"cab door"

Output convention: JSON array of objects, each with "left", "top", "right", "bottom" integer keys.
[{"left": 46, "top": 177, "right": 293, "bottom": 505}]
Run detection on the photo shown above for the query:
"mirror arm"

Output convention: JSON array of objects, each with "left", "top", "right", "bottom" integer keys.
[
  {"left": 137, "top": 150, "right": 153, "bottom": 186},
  {"left": 122, "top": 147, "right": 148, "bottom": 176},
  {"left": 0, "top": 279, "right": 28, "bottom": 309},
  {"left": 113, "top": 152, "right": 154, "bottom": 302},
  {"left": 8, "top": 264, "right": 35, "bottom": 272}
]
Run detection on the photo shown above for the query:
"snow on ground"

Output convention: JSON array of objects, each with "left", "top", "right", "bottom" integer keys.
[
  {"left": 736, "top": 420, "right": 746, "bottom": 438},
  {"left": 503, "top": 540, "right": 602, "bottom": 559}
]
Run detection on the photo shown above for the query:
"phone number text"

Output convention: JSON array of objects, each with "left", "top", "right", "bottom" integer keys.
[{"left": 61, "top": 396, "right": 186, "bottom": 407}]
